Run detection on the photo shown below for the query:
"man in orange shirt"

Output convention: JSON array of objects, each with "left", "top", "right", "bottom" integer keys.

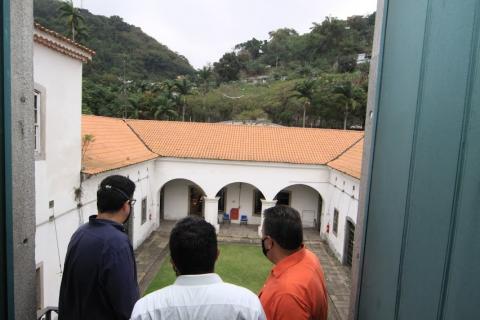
[{"left": 259, "top": 205, "right": 328, "bottom": 320}]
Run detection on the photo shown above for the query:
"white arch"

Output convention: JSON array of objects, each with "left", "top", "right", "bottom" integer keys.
[
  {"left": 273, "top": 183, "right": 325, "bottom": 202},
  {"left": 213, "top": 181, "right": 267, "bottom": 199},
  {"left": 158, "top": 177, "right": 207, "bottom": 196},
  {"left": 272, "top": 183, "right": 326, "bottom": 228}
]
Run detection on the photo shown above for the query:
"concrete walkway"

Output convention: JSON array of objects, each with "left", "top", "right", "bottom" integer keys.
[
  {"left": 134, "top": 221, "right": 175, "bottom": 293},
  {"left": 134, "top": 221, "right": 351, "bottom": 320},
  {"left": 305, "top": 229, "right": 352, "bottom": 320}
]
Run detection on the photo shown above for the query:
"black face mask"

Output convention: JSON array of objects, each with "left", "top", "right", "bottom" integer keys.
[{"left": 261, "top": 237, "right": 270, "bottom": 257}]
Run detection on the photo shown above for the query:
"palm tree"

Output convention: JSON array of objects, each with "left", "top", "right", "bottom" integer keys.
[
  {"left": 333, "top": 81, "right": 359, "bottom": 130},
  {"left": 127, "top": 96, "right": 141, "bottom": 119},
  {"left": 151, "top": 95, "right": 178, "bottom": 120},
  {"left": 197, "top": 67, "right": 212, "bottom": 121},
  {"left": 58, "top": 0, "right": 85, "bottom": 42},
  {"left": 173, "top": 78, "right": 192, "bottom": 121},
  {"left": 197, "top": 66, "right": 212, "bottom": 94},
  {"left": 291, "top": 79, "right": 316, "bottom": 127}
]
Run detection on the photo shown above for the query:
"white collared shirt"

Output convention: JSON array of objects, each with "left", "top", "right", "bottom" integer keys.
[{"left": 130, "top": 273, "right": 266, "bottom": 320}]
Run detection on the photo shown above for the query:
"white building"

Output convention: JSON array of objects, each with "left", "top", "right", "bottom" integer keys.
[
  {"left": 33, "top": 23, "right": 94, "bottom": 310},
  {"left": 33, "top": 23, "right": 364, "bottom": 311}
]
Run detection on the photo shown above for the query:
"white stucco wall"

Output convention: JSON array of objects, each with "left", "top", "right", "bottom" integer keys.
[
  {"left": 154, "top": 158, "right": 332, "bottom": 202},
  {"left": 34, "top": 42, "right": 84, "bottom": 308},
  {"left": 321, "top": 169, "right": 360, "bottom": 263},
  {"left": 34, "top": 43, "right": 83, "bottom": 216},
  {"left": 152, "top": 158, "right": 339, "bottom": 232}
]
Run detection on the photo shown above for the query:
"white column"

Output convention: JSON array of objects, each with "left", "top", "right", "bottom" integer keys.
[
  {"left": 203, "top": 197, "right": 220, "bottom": 233},
  {"left": 258, "top": 199, "right": 277, "bottom": 237}
]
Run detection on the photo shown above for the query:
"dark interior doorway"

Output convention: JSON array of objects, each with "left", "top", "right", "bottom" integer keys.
[
  {"left": 344, "top": 219, "right": 355, "bottom": 267},
  {"left": 159, "top": 187, "right": 165, "bottom": 221},
  {"left": 189, "top": 185, "right": 204, "bottom": 217},
  {"left": 316, "top": 196, "right": 323, "bottom": 231}
]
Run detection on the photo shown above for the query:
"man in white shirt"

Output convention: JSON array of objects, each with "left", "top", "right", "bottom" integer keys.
[{"left": 130, "top": 216, "right": 266, "bottom": 320}]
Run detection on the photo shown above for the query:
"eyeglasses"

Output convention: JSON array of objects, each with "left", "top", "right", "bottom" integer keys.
[{"left": 129, "top": 199, "right": 137, "bottom": 206}]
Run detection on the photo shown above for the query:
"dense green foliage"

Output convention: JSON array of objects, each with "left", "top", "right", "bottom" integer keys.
[
  {"left": 145, "top": 244, "right": 272, "bottom": 295},
  {"left": 34, "top": 0, "right": 194, "bottom": 81},
  {"left": 34, "top": 0, "right": 374, "bottom": 129},
  {"left": 185, "top": 70, "right": 369, "bottom": 129},
  {"left": 215, "top": 14, "right": 375, "bottom": 81}
]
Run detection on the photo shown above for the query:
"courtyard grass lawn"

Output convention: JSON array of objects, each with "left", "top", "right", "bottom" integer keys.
[{"left": 145, "top": 243, "right": 273, "bottom": 295}]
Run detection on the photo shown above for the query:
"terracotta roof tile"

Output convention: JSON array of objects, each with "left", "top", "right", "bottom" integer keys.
[
  {"left": 34, "top": 23, "right": 95, "bottom": 63},
  {"left": 327, "top": 138, "right": 364, "bottom": 179},
  {"left": 34, "top": 22, "right": 96, "bottom": 56},
  {"left": 126, "top": 119, "right": 364, "bottom": 165},
  {"left": 81, "top": 115, "right": 157, "bottom": 175}
]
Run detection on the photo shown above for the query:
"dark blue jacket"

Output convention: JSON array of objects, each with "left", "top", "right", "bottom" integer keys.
[{"left": 58, "top": 215, "right": 139, "bottom": 320}]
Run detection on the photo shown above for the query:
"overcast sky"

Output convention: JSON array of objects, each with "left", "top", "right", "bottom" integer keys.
[{"left": 78, "top": 0, "right": 377, "bottom": 69}]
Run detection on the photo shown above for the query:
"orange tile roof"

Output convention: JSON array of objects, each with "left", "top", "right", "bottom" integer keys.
[
  {"left": 82, "top": 115, "right": 157, "bottom": 175},
  {"left": 327, "top": 138, "right": 364, "bottom": 179},
  {"left": 125, "top": 119, "right": 364, "bottom": 165}
]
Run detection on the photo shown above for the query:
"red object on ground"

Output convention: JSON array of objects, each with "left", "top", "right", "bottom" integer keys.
[{"left": 230, "top": 208, "right": 239, "bottom": 220}]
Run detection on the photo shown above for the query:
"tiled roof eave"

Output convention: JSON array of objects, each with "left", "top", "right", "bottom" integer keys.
[
  {"left": 34, "top": 34, "right": 92, "bottom": 63},
  {"left": 34, "top": 22, "right": 96, "bottom": 56},
  {"left": 81, "top": 156, "right": 158, "bottom": 176},
  {"left": 154, "top": 154, "right": 328, "bottom": 166},
  {"left": 328, "top": 165, "right": 361, "bottom": 180}
]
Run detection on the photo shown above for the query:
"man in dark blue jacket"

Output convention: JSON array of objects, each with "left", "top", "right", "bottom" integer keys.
[{"left": 59, "top": 175, "right": 139, "bottom": 320}]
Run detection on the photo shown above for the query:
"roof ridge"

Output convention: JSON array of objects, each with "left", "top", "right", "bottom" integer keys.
[
  {"left": 126, "top": 118, "right": 363, "bottom": 133},
  {"left": 83, "top": 114, "right": 124, "bottom": 120},
  {"left": 123, "top": 119, "right": 161, "bottom": 158},
  {"left": 326, "top": 135, "right": 365, "bottom": 165}
]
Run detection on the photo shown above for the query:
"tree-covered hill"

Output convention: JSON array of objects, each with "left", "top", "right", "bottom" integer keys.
[
  {"left": 34, "top": 0, "right": 195, "bottom": 81},
  {"left": 34, "top": 0, "right": 374, "bottom": 129},
  {"left": 213, "top": 14, "right": 376, "bottom": 82}
]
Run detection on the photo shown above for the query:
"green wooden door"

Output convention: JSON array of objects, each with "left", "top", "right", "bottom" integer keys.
[{"left": 358, "top": 0, "right": 480, "bottom": 319}]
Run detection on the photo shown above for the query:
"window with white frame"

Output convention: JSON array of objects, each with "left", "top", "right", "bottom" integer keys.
[{"left": 34, "top": 90, "right": 41, "bottom": 153}]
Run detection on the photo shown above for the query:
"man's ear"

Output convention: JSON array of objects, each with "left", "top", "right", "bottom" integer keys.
[
  {"left": 122, "top": 200, "right": 130, "bottom": 212},
  {"left": 265, "top": 236, "right": 274, "bottom": 250}
]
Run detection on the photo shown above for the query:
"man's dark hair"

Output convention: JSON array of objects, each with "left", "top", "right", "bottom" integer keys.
[
  {"left": 169, "top": 216, "right": 218, "bottom": 275},
  {"left": 97, "top": 175, "right": 136, "bottom": 213},
  {"left": 263, "top": 205, "right": 303, "bottom": 250}
]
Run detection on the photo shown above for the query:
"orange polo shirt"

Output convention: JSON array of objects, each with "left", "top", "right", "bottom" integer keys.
[{"left": 259, "top": 246, "right": 328, "bottom": 320}]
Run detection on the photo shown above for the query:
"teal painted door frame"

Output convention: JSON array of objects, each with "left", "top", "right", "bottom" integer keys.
[
  {"left": 0, "top": 0, "right": 13, "bottom": 319},
  {"left": 355, "top": 0, "right": 480, "bottom": 319}
]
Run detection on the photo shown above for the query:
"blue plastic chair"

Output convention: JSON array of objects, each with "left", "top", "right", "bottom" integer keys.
[
  {"left": 240, "top": 215, "right": 248, "bottom": 225},
  {"left": 223, "top": 212, "right": 231, "bottom": 224}
]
